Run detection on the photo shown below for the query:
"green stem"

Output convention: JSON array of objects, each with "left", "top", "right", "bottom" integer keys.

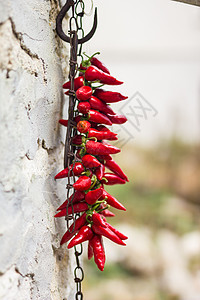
[
  {"left": 83, "top": 51, "right": 100, "bottom": 60},
  {"left": 90, "top": 175, "right": 97, "bottom": 189},
  {"left": 101, "top": 177, "right": 108, "bottom": 183},
  {"left": 97, "top": 205, "right": 110, "bottom": 213},
  {"left": 86, "top": 137, "right": 98, "bottom": 142}
]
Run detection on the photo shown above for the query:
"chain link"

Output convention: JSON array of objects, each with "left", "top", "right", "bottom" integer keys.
[{"left": 64, "top": 1, "right": 92, "bottom": 299}]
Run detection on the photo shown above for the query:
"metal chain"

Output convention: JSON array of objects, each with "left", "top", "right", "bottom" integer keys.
[{"left": 64, "top": 1, "right": 91, "bottom": 299}]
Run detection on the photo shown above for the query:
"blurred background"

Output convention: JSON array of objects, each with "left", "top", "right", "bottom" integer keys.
[{"left": 80, "top": 0, "right": 200, "bottom": 299}]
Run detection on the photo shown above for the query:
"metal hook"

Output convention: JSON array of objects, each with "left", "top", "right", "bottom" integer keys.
[{"left": 56, "top": 0, "right": 97, "bottom": 44}]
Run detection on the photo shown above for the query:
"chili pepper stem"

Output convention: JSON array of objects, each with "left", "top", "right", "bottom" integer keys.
[
  {"left": 97, "top": 205, "right": 110, "bottom": 213},
  {"left": 101, "top": 177, "right": 108, "bottom": 183},
  {"left": 90, "top": 175, "right": 97, "bottom": 189},
  {"left": 87, "top": 137, "right": 98, "bottom": 142},
  {"left": 83, "top": 51, "right": 100, "bottom": 60},
  {"left": 91, "top": 83, "right": 105, "bottom": 90}
]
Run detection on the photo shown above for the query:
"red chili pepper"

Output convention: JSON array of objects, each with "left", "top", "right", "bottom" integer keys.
[
  {"left": 60, "top": 213, "right": 87, "bottom": 245},
  {"left": 67, "top": 225, "right": 94, "bottom": 249},
  {"left": 73, "top": 175, "right": 91, "bottom": 191},
  {"left": 54, "top": 202, "right": 88, "bottom": 218},
  {"left": 102, "top": 173, "right": 126, "bottom": 185},
  {"left": 59, "top": 119, "right": 68, "bottom": 127},
  {"left": 82, "top": 154, "right": 101, "bottom": 168},
  {"left": 63, "top": 76, "right": 84, "bottom": 90},
  {"left": 102, "top": 141, "right": 121, "bottom": 154},
  {"left": 80, "top": 53, "right": 110, "bottom": 75},
  {"left": 88, "top": 239, "right": 94, "bottom": 260},
  {"left": 86, "top": 140, "right": 120, "bottom": 155},
  {"left": 97, "top": 154, "right": 113, "bottom": 161},
  {"left": 76, "top": 149, "right": 82, "bottom": 159},
  {"left": 88, "top": 110, "right": 112, "bottom": 126},
  {"left": 79, "top": 63, "right": 87, "bottom": 71},
  {"left": 95, "top": 164, "right": 105, "bottom": 181},
  {"left": 100, "top": 189, "right": 126, "bottom": 211},
  {"left": 96, "top": 125, "right": 111, "bottom": 132},
  {"left": 64, "top": 90, "right": 70, "bottom": 96},
  {"left": 76, "top": 86, "right": 93, "bottom": 101},
  {"left": 92, "top": 212, "right": 107, "bottom": 228},
  {"left": 103, "top": 220, "right": 128, "bottom": 241},
  {"left": 107, "top": 114, "right": 127, "bottom": 124},
  {"left": 89, "top": 96, "right": 115, "bottom": 115},
  {"left": 77, "top": 120, "right": 91, "bottom": 133},
  {"left": 100, "top": 209, "right": 115, "bottom": 218},
  {"left": 85, "top": 187, "right": 103, "bottom": 205},
  {"left": 74, "top": 115, "right": 81, "bottom": 123},
  {"left": 94, "top": 88, "right": 128, "bottom": 103},
  {"left": 77, "top": 102, "right": 91, "bottom": 114},
  {"left": 56, "top": 191, "right": 85, "bottom": 211},
  {"left": 85, "top": 66, "right": 123, "bottom": 85},
  {"left": 91, "top": 57, "right": 110, "bottom": 74},
  {"left": 72, "top": 135, "right": 83, "bottom": 145},
  {"left": 104, "top": 159, "right": 129, "bottom": 182},
  {"left": 55, "top": 162, "right": 84, "bottom": 179},
  {"left": 88, "top": 128, "right": 117, "bottom": 141},
  {"left": 92, "top": 224, "right": 126, "bottom": 246},
  {"left": 90, "top": 235, "right": 106, "bottom": 271}
]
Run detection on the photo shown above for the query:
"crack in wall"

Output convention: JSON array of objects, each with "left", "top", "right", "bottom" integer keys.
[
  {"left": 9, "top": 17, "right": 48, "bottom": 83},
  {"left": 0, "top": 18, "right": 47, "bottom": 82}
]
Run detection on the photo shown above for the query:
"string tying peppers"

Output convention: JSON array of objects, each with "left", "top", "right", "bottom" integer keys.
[{"left": 55, "top": 53, "right": 129, "bottom": 271}]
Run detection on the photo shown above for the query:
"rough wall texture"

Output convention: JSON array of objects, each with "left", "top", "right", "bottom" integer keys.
[{"left": 0, "top": 1, "right": 75, "bottom": 299}]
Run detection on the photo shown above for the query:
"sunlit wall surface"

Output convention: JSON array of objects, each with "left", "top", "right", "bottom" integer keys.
[{"left": 80, "top": 1, "right": 200, "bottom": 299}]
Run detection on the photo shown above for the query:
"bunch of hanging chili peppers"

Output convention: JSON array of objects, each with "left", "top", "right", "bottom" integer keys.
[{"left": 55, "top": 53, "right": 128, "bottom": 271}]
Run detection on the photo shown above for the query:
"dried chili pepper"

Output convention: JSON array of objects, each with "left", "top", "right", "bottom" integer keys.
[
  {"left": 74, "top": 115, "right": 82, "bottom": 123},
  {"left": 88, "top": 110, "right": 112, "bottom": 126},
  {"left": 59, "top": 119, "right": 68, "bottom": 127},
  {"left": 89, "top": 96, "right": 115, "bottom": 115},
  {"left": 60, "top": 213, "right": 87, "bottom": 245},
  {"left": 104, "top": 159, "right": 129, "bottom": 182},
  {"left": 97, "top": 154, "right": 113, "bottom": 161},
  {"left": 55, "top": 162, "right": 84, "bottom": 179},
  {"left": 92, "top": 224, "right": 126, "bottom": 246},
  {"left": 100, "top": 209, "right": 115, "bottom": 218},
  {"left": 81, "top": 52, "right": 110, "bottom": 75},
  {"left": 54, "top": 202, "right": 88, "bottom": 218},
  {"left": 85, "top": 66, "right": 123, "bottom": 85},
  {"left": 100, "top": 190, "right": 126, "bottom": 211},
  {"left": 88, "top": 128, "right": 117, "bottom": 141},
  {"left": 73, "top": 175, "right": 91, "bottom": 191},
  {"left": 94, "top": 88, "right": 128, "bottom": 103},
  {"left": 56, "top": 190, "right": 85, "bottom": 211},
  {"left": 86, "top": 140, "right": 120, "bottom": 155},
  {"left": 102, "top": 141, "right": 121, "bottom": 154},
  {"left": 88, "top": 239, "right": 94, "bottom": 260},
  {"left": 85, "top": 187, "right": 103, "bottom": 205},
  {"left": 90, "top": 235, "right": 106, "bottom": 271},
  {"left": 107, "top": 114, "right": 127, "bottom": 124},
  {"left": 91, "top": 57, "right": 110, "bottom": 74},
  {"left": 103, "top": 220, "right": 128, "bottom": 241},
  {"left": 77, "top": 102, "right": 91, "bottom": 114},
  {"left": 95, "top": 164, "right": 105, "bottom": 181},
  {"left": 92, "top": 212, "right": 107, "bottom": 228},
  {"left": 76, "top": 86, "right": 93, "bottom": 101},
  {"left": 102, "top": 173, "right": 126, "bottom": 185},
  {"left": 77, "top": 120, "right": 91, "bottom": 133},
  {"left": 63, "top": 76, "right": 84, "bottom": 90},
  {"left": 82, "top": 154, "right": 101, "bottom": 168},
  {"left": 96, "top": 124, "right": 111, "bottom": 132},
  {"left": 67, "top": 225, "right": 94, "bottom": 249},
  {"left": 72, "top": 135, "right": 83, "bottom": 145}
]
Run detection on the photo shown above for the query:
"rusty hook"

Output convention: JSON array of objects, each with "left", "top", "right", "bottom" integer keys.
[{"left": 56, "top": 0, "right": 97, "bottom": 44}]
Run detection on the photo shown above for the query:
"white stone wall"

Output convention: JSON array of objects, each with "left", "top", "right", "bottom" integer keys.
[{"left": 0, "top": 1, "right": 75, "bottom": 299}]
